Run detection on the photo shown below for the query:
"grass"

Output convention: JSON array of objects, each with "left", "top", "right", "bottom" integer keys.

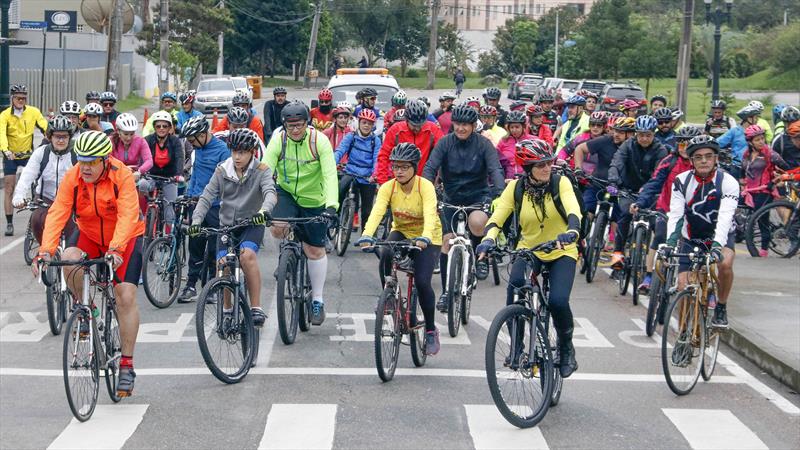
[
  {"left": 394, "top": 76, "right": 489, "bottom": 90},
  {"left": 116, "top": 94, "right": 151, "bottom": 113},
  {"left": 261, "top": 77, "right": 304, "bottom": 88}
]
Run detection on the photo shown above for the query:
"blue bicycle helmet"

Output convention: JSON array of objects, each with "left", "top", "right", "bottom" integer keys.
[
  {"left": 565, "top": 95, "right": 586, "bottom": 106},
  {"left": 161, "top": 91, "right": 177, "bottom": 102},
  {"left": 773, "top": 104, "right": 786, "bottom": 124},
  {"left": 635, "top": 115, "right": 658, "bottom": 132}
]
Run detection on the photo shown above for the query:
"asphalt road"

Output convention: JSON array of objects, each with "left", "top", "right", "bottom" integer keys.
[{"left": 1, "top": 215, "right": 799, "bottom": 449}]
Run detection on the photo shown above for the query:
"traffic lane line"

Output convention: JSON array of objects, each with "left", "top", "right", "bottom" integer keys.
[
  {"left": 259, "top": 404, "right": 337, "bottom": 450},
  {"left": 663, "top": 408, "right": 768, "bottom": 450},
  {"left": 47, "top": 404, "right": 149, "bottom": 450},
  {"left": 0, "top": 235, "right": 25, "bottom": 255},
  {"left": 465, "top": 404, "right": 549, "bottom": 449}
]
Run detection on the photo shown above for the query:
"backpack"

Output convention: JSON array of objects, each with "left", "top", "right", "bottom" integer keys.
[
  {"left": 279, "top": 127, "right": 319, "bottom": 163},
  {"left": 512, "top": 172, "right": 586, "bottom": 240},
  {"left": 37, "top": 144, "right": 77, "bottom": 199}
]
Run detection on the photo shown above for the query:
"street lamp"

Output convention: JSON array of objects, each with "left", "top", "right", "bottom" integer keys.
[{"left": 704, "top": 0, "right": 733, "bottom": 102}]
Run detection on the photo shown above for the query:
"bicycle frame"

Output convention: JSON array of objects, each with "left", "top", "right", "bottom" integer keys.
[
  {"left": 379, "top": 242, "right": 419, "bottom": 332},
  {"left": 670, "top": 247, "right": 719, "bottom": 345},
  {"left": 444, "top": 203, "right": 481, "bottom": 297}
]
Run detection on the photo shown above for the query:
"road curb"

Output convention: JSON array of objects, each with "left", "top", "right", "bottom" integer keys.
[{"left": 721, "top": 325, "right": 800, "bottom": 392}]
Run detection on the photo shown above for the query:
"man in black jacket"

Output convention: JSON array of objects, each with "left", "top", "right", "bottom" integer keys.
[{"left": 262, "top": 87, "right": 288, "bottom": 142}]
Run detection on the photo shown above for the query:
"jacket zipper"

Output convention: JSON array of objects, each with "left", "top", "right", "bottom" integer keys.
[{"left": 93, "top": 184, "right": 105, "bottom": 245}]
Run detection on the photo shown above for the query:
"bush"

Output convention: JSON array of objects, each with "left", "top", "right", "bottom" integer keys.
[
  {"left": 478, "top": 51, "right": 506, "bottom": 78},
  {"left": 406, "top": 68, "right": 420, "bottom": 78}
]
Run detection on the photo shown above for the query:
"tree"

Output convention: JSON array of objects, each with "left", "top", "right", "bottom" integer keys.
[
  {"left": 492, "top": 17, "right": 539, "bottom": 75},
  {"left": 435, "top": 22, "right": 474, "bottom": 73},
  {"left": 382, "top": 0, "right": 429, "bottom": 76},
  {"left": 477, "top": 51, "right": 505, "bottom": 77},
  {"left": 766, "top": 20, "right": 800, "bottom": 72},
  {"left": 534, "top": 5, "right": 582, "bottom": 55},
  {"left": 578, "top": 0, "right": 633, "bottom": 79},
  {"left": 620, "top": 15, "right": 678, "bottom": 97},
  {"left": 331, "top": 0, "right": 398, "bottom": 65}
]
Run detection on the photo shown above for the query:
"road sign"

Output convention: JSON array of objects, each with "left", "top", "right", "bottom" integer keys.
[
  {"left": 19, "top": 21, "right": 47, "bottom": 30},
  {"left": 45, "top": 10, "right": 77, "bottom": 33}
]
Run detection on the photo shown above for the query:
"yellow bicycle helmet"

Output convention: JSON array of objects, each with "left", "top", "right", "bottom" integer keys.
[{"left": 74, "top": 130, "right": 113, "bottom": 161}]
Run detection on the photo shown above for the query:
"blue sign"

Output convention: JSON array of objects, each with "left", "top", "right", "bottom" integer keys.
[
  {"left": 45, "top": 10, "right": 78, "bottom": 33},
  {"left": 20, "top": 21, "right": 47, "bottom": 30}
]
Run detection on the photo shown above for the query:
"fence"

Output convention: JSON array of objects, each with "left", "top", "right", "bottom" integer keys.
[{"left": 10, "top": 65, "right": 131, "bottom": 115}]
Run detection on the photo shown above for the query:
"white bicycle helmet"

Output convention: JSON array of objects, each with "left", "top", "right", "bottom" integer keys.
[
  {"left": 150, "top": 110, "right": 174, "bottom": 125},
  {"left": 116, "top": 113, "right": 139, "bottom": 132},
  {"left": 85, "top": 103, "right": 103, "bottom": 116},
  {"left": 60, "top": 100, "right": 81, "bottom": 115}
]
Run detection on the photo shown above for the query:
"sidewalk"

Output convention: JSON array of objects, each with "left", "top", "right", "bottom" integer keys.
[{"left": 724, "top": 245, "right": 800, "bottom": 391}]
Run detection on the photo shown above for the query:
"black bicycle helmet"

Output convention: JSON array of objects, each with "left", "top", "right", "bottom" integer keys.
[
  {"left": 686, "top": 135, "right": 720, "bottom": 157},
  {"left": 483, "top": 87, "right": 501, "bottom": 100},
  {"left": 653, "top": 107, "right": 673, "bottom": 121},
  {"left": 405, "top": 100, "right": 428, "bottom": 126},
  {"left": 232, "top": 91, "right": 251, "bottom": 106},
  {"left": 505, "top": 110, "right": 527, "bottom": 124},
  {"left": 675, "top": 125, "right": 703, "bottom": 141},
  {"left": 85, "top": 90, "right": 101, "bottom": 102},
  {"left": 650, "top": 94, "right": 667, "bottom": 105},
  {"left": 47, "top": 115, "right": 74, "bottom": 136},
  {"left": 389, "top": 142, "right": 422, "bottom": 168},
  {"left": 710, "top": 99, "right": 727, "bottom": 110},
  {"left": 451, "top": 104, "right": 479, "bottom": 124},
  {"left": 781, "top": 106, "right": 800, "bottom": 123},
  {"left": 10, "top": 84, "right": 27, "bottom": 95},
  {"left": 273, "top": 86, "right": 287, "bottom": 95},
  {"left": 100, "top": 91, "right": 117, "bottom": 103},
  {"left": 227, "top": 128, "right": 261, "bottom": 151},
  {"left": 538, "top": 93, "right": 555, "bottom": 103},
  {"left": 281, "top": 101, "right": 310, "bottom": 124},
  {"left": 227, "top": 106, "right": 250, "bottom": 125},
  {"left": 181, "top": 115, "right": 210, "bottom": 137}
]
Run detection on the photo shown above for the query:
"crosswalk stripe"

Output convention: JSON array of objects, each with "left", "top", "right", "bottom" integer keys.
[
  {"left": 464, "top": 405, "right": 549, "bottom": 450},
  {"left": 258, "top": 404, "right": 337, "bottom": 450},
  {"left": 47, "top": 404, "right": 149, "bottom": 450},
  {"left": 662, "top": 408, "right": 768, "bottom": 450}
]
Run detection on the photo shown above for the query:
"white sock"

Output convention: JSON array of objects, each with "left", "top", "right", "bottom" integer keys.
[{"left": 307, "top": 256, "right": 327, "bottom": 302}]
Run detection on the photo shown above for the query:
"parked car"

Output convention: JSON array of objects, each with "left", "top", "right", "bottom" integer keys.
[
  {"left": 599, "top": 82, "right": 647, "bottom": 113},
  {"left": 555, "top": 79, "right": 580, "bottom": 100},
  {"left": 576, "top": 79, "right": 606, "bottom": 96},
  {"left": 324, "top": 68, "right": 399, "bottom": 112},
  {"left": 507, "top": 73, "right": 543, "bottom": 100},
  {"left": 536, "top": 77, "right": 562, "bottom": 101},
  {"left": 231, "top": 76, "right": 253, "bottom": 98},
  {"left": 195, "top": 78, "right": 237, "bottom": 114}
]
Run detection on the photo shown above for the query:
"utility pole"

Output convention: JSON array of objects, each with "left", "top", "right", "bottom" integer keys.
[
  {"left": 675, "top": 0, "right": 694, "bottom": 113},
  {"left": 158, "top": 0, "right": 170, "bottom": 95},
  {"left": 216, "top": 0, "right": 224, "bottom": 76},
  {"left": 554, "top": 8, "right": 559, "bottom": 78},
  {"left": 705, "top": 0, "right": 733, "bottom": 102},
  {"left": 303, "top": 2, "right": 323, "bottom": 89},
  {"left": 107, "top": 0, "right": 125, "bottom": 94},
  {"left": 0, "top": 0, "right": 11, "bottom": 109},
  {"left": 425, "top": 0, "right": 441, "bottom": 90}
]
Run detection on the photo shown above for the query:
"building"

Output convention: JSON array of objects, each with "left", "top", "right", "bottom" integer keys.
[{"left": 441, "top": 0, "right": 595, "bottom": 31}]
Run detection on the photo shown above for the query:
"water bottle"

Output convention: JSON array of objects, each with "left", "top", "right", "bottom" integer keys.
[
  {"left": 91, "top": 305, "right": 100, "bottom": 318},
  {"left": 707, "top": 291, "right": 717, "bottom": 310}
]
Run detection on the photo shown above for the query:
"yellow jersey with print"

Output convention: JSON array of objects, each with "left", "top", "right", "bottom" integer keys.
[{"left": 363, "top": 176, "right": 442, "bottom": 246}]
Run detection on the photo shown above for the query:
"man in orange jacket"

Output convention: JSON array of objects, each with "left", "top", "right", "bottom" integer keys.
[
  {"left": 374, "top": 100, "right": 444, "bottom": 184},
  {"left": 33, "top": 131, "right": 144, "bottom": 399}
]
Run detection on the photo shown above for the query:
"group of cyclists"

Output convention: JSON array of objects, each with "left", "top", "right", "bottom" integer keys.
[{"left": 2, "top": 76, "right": 800, "bottom": 404}]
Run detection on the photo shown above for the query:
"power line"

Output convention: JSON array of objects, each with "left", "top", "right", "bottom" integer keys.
[{"left": 226, "top": 0, "right": 314, "bottom": 24}]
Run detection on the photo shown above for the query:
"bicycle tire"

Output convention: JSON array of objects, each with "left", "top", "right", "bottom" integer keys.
[
  {"left": 585, "top": 211, "right": 607, "bottom": 283},
  {"left": 787, "top": 207, "right": 800, "bottom": 258},
  {"left": 702, "top": 317, "right": 720, "bottom": 381},
  {"left": 298, "top": 261, "right": 312, "bottom": 332},
  {"left": 745, "top": 200, "right": 797, "bottom": 257},
  {"left": 103, "top": 303, "right": 122, "bottom": 402},
  {"left": 142, "top": 237, "right": 182, "bottom": 309},
  {"left": 645, "top": 271, "right": 662, "bottom": 337},
  {"left": 46, "top": 282, "right": 66, "bottom": 336},
  {"left": 409, "top": 288, "right": 427, "bottom": 367},
  {"left": 485, "top": 304, "right": 553, "bottom": 428},
  {"left": 144, "top": 205, "right": 159, "bottom": 250},
  {"left": 335, "top": 199, "right": 354, "bottom": 257},
  {"left": 23, "top": 222, "right": 37, "bottom": 266},
  {"left": 661, "top": 290, "right": 704, "bottom": 395},
  {"left": 547, "top": 316, "right": 563, "bottom": 407},
  {"left": 630, "top": 227, "right": 646, "bottom": 306},
  {"left": 195, "top": 277, "right": 255, "bottom": 384},
  {"left": 275, "top": 251, "right": 299, "bottom": 345},
  {"left": 618, "top": 239, "right": 632, "bottom": 296},
  {"left": 62, "top": 309, "right": 99, "bottom": 422},
  {"left": 447, "top": 249, "right": 463, "bottom": 337},
  {"left": 374, "top": 286, "right": 401, "bottom": 381}
]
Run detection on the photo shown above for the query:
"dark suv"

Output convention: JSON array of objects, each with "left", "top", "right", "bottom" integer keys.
[
  {"left": 507, "top": 73, "right": 543, "bottom": 100},
  {"left": 599, "top": 82, "right": 647, "bottom": 114}
]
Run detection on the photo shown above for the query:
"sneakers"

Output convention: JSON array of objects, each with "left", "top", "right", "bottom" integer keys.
[
  {"left": 425, "top": 328, "right": 440, "bottom": 355},
  {"left": 116, "top": 367, "right": 136, "bottom": 398},
  {"left": 433, "top": 259, "right": 440, "bottom": 274},
  {"left": 638, "top": 273, "right": 652, "bottom": 294},
  {"left": 436, "top": 293, "right": 448, "bottom": 313},
  {"left": 397, "top": 256, "right": 414, "bottom": 272},
  {"left": 712, "top": 303, "right": 728, "bottom": 328},
  {"left": 4, "top": 223, "right": 12, "bottom": 236},
  {"left": 311, "top": 300, "right": 326, "bottom": 326},
  {"left": 177, "top": 286, "right": 197, "bottom": 303},
  {"left": 251, "top": 307, "right": 267, "bottom": 328},
  {"left": 758, "top": 249, "right": 768, "bottom": 258},
  {"left": 475, "top": 259, "right": 489, "bottom": 280},
  {"left": 610, "top": 252, "right": 624, "bottom": 270}
]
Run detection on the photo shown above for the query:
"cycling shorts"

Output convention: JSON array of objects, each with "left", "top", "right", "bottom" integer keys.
[
  {"left": 441, "top": 200, "right": 490, "bottom": 235},
  {"left": 677, "top": 231, "right": 735, "bottom": 272},
  {"left": 272, "top": 187, "right": 327, "bottom": 248},
  {"left": 216, "top": 224, "right": 265, "bottom": 260},
  {"left": 75, "top": 234, "right": 143, "bottom": 285},
  {"left": 3, "top": 156, "right": 28, "bottom": 175}
]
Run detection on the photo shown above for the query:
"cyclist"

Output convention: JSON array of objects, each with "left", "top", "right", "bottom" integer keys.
[
  {"left": 538, "top": 93, "right": 560, "bottom": 133},
  {"left": 526, "top": 105, "right": 554, "bottom": 146},
  {"left": 630, "top": 125, "right": 702, "bottom": 293},
  {"left": 665, "top": 135, "right": 740, "bottom": 327},
  {"left": 83, "top": 103, "right": 115, "bottom": 135},
  {"left": 142, "top": 92, "right": 179, "bottom": 136},
  {"left": 772, "top": 106, "right": 800, "bottom": 169},
  {"left": 453, "top": 68, "right": 466, "bottom": 96},
  {"left": 213, "top": 94, "right": 265, "bottom": 139},
  {"left": 741, "top": 125, "right": 790, "bottom": 257},
  {"left": 607, "top": 115, "right": 669, "bottom": 269},
  {"left": 415, "top": 96, "right": 440, "bottom": 126},
  {"left": 99, "top": 91, "right": 120, "bottom": 126},
  {"left": 189, "top": 128, "right": 276, "bottom": 327},
  {"left": 140, "top": 111, "right": 184, "bottom": 224},
  {"left": 480, "top": 105, "right": 507, "bottom": 147},
  {"left": 356, "top": 143, "right": 444, "bottom": 355},
  {"left": 619, "top": 99, "right": 641, "bottom": 119},
  {"left": 375, "top": 100, "right": 443, "bottom": 184},
  {"left": 334, "top": 109, "right": 382, "bottom": 231},
  {"left": 323, "top": 102, "right": 354, "bottom": 152},
  {"left": 1, "top": 84, "right": 48, "bottom": 236},
  {"left": 554, "top": 95, "right": 589, "bottom": 154},
  {"left": 650, "top": 94, "right": 667, "bottom": 113},
  {"left": 746, "top": 100, "right": 773, "bottom": 144},
  {"left": 354, "top": 87, "right": 384, "bottom": 135},
  {"left": 422, "top": 104, "right": 505, "bottom": 306},
  {"left": 310, "top": 88, "right": 335, "bottom": 131},
  {"left": 717, "top": 105, "right": 762, "bottom": 178},
  {"left": 176, "top": 91, "right": 204, "bottom": 133},
  {"left": 111, "top": 113, "right": 152, "bottom": 182},
  {"left": 671, "top": 108, "right": 686, "bottom": 132},
  {"left": 59, "top": 100, "right": 83, "bottom": 137},
  {"left": 579, "top": 90, "right": 599, "bottom": 114},
  {"left": 35, "top": 130, "right": 145, "bottom": 397},
  {"left": 476, "top": 139, "right": 582, "bottom": 378},
  {"left": 483, "top": 87, "right": 508, "bottom": 127},
  {"left": 433, "top": 92, "right": 456, "bottom": 133},
  {"left": 12, "top": 115, "right": 78, "bottom": 244},
  {"left": 263, "top": 86, "right": 288, "bottom": 142},
  {"left": 176, "top": 115, "right": 229, "bottom": 303},
  {"left": 85, "top": 90, "right": 101, "bottom": 105},
  {"left": 497, "top": 110, "right": 535, "bottom": 180},
  {"left": 263, "top": 101, "right": 339, "bottom": 325},
  {"left": 653, "top": 107, "right": 677, "bottom": 152},
  {"left": 384, "top": 90, "right": 407, "bottom": 128},
  {"left": 705, "top": 100, "right": 736, "bottom": 138},
  {"left": 558, "top": 111, "right": 607, "bottom": 167}
]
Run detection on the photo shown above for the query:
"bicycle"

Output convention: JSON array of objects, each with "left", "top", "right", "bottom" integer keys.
[
  {"left": 581, "top": 176, "right": 616, "bottom": 284},
  {"left": 141, "top": 196, "right": 196, "bottom": 308},
  {"left": 645, "top": 246, "right": 677, "bottom": 337},
  {"left": 745, "top": 175, "right": 800, "bottom": 258},
  {"left": 274, "top": 216, "right": 329, "bottom": 345},
  {"left": 38, "top": 255, "right": 122, "bottom": 422},
  {"left": 440, "top": 202, "right": 483, "bottom": 338},
  {"left": 618, "top": 206, "right": 663, "bottom": 306},
  {"left": 42, "top": 231, "right": 71, "bottom": 336},
  {"left": 141, "top": 174, "right": 178, "bottom": 250},
  {"left": 364, "top": 240, "right": 427, "bottom": 381},
  {"left": 334, "top": 176, "right": 373, "bottom": 257},
  {"left": 192, "top": 219, "right": 259, "bottom": 383},
  {"left": 484, "top": 241, "right": 563, "bottom": 429},
  {"left": 19, "top": 194, "right": 46, "bottom": 266},
  {"left": 660, "top": 242, "right": 722, "bottom": 396}
]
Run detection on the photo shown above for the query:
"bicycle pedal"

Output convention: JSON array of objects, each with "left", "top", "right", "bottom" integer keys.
[{"left": 116, "top": 390, "right": 133, "bottom": 398}]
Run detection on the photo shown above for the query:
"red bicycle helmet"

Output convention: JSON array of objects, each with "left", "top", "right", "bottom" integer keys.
[
  {"left": 744, "top": 125, "right": 765, "bottom": 141},
  {"left": 479, "top": 105, "right": 497, "bottom": 116},
  {"left": 515, "top": 139, "right": 555, "bottom": 167},
  {"left": 357, "top": 108, "right": 377, "bottom": 123},
  {"left": 526, "top": 104, "right": 544, "bottom": 116},
  {"left": 318, "top": 88, "right": 333, "bottom": 101}
]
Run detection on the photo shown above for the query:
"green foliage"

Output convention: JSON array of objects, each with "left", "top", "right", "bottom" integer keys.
[
  {"left": 382, "top": 1, "right": 429, "bottom": 75},
  {"left": 477, "top": 51, "right": 505, "bottom": 77},
  {"left": 579, "top": 0, "right": 633, "bottom": 79},
  {"left": 767, "top": 20, "right": 800, "bottom": 72},
  {"left": 405, "top": 68, "right": 420, "bottom": 78},
  {"left": 492, "top": 17, "right": 539, "bottom": 75},
  {"left": 619, "top": 13, "right": 679, "bottom": 96},
  {"left": 436, "top": 22, "right": 474, "bottom": 73}
]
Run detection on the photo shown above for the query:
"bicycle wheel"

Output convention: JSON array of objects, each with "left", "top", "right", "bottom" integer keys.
[
  {"left": 298, "top": 261, "right": 312, "bottom": 332},
  {"left": 46, "top": 257, "right": 66, "bottom": 335},
  {"left": 447, "top": 250, "right": 463, "bottom": 337},
  {"left": 702, "top": 314, "right": 720, "bottom": 381},
  {"left": 645, "top": 270, "right": 663, "bottom": 337},
  {"left": 103, "top": 303, "right": 122, "bottom": 402},
  {"left": 62, "top": 308, "right": 99, "bottom": 422},
  {"left": 275, "top": 251, "right": 299, "bottom": 345},
  {"left": 661, "top": 290, "right": 705, "bottom": 395},
  {"left": 23, "top": 222, "right": 38, "bottom": 266},
  {"left": 142, "top": 237, "right": 182, "bottom": 309},
  {"left": 546, "top": 315, "right": 563, "bottom": 407},
  {"left": 630, "top": 227, "right": 646, "bottom": 306},
  {"left": 334, "top": 199, "right": 354, "bottom": 257},
  {"left": 618, "top": 240, "right": 632, "bottom": 296},
  {"left": 144, "top": 205, "right": 159, "bottom": 250},
  {"left": 374, "top": 286, "right": 401, "bottom": 381},
  {"left": 409, "top": 288, "right": 427, "bottom": 367},
  {"left": 485, "top": 304, "right": 553, "bottom": 428},
  {"left": 745, "top": 200, "right": 797, "bottom": 257},
  {"left": 585, "top": 211, "right": 607, "bottom": 283},
  {"left": 195, "top": 278, "right": 255, "bottom": 383}
]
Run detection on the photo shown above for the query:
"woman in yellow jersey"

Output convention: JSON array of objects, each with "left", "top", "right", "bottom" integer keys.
[
  {"left": 476, "top": 139, "right": 582, "bottom": 378},
  {"left": 356, "top": 143, "right": 444, "bottom": 355}
]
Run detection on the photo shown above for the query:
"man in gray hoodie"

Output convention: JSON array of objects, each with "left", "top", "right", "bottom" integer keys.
[{"left": 190, "top": 128, "right": 277, "bottom": 326}]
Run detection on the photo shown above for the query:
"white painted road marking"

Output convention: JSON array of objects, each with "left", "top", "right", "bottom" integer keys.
[
  {"left": 328, "top": 312, "right": 472, "bottom": 344},
  {"left": 259, "top": 404, "right": 337, "bottom": 450},
  {"left": 0, "top": 312, "right": 50, "bottom": 342},
  {"left": 0, "top": 236, "right": 25, "bottom": 255},
  {"left": 137, "top": 313, "right": 194, "bottom": 343},
  {"left": 663, "top": 408, "right": 768, "bottom": 450},
  {"left": 464, "top": 404, "right": 549, "bottom": 449},
  {"left": 47, "top": 404, "right": 149, "bottom": 450}
]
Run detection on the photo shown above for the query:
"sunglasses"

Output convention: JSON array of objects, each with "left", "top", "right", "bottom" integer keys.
[
  {"left": 13, "top": 96, "right": 28, "bottom": 101},
  {"left": 155, "top": 124, "right": 171, "bottom": 130},
  {"left": 79, "top": 158, "right": 104, "bottom": 167},
  {"left": 657, "top": 120, "right": 671, "bottom": 124},
  {"left": 102, "top": 102, "right": 115, "bottom": 107},
  {"left": 531, "top": 160, "right": 554, "bottom": 169},
  {"left": 391, "top": 164, "right": 413, "bottom": 172}
]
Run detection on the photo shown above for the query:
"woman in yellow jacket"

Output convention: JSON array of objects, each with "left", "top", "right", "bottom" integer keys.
[
  {"left": 476, "top": 139, "right": 582, "bottom": 378},
  {"left": 357, "top": 143, "right": 444, "bottom": 356}
]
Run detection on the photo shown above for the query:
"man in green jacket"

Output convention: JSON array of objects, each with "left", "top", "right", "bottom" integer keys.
[{"left": 263, "top": 101, "right": 339, "bottom": 326}]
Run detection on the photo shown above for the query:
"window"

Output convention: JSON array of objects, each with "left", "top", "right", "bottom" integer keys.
[
  {"left": 9, "top": 0, "right": 20, "bottom": 28},
  {"left": 494, "top": 5, "right": 498, "bottom": 18}
]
